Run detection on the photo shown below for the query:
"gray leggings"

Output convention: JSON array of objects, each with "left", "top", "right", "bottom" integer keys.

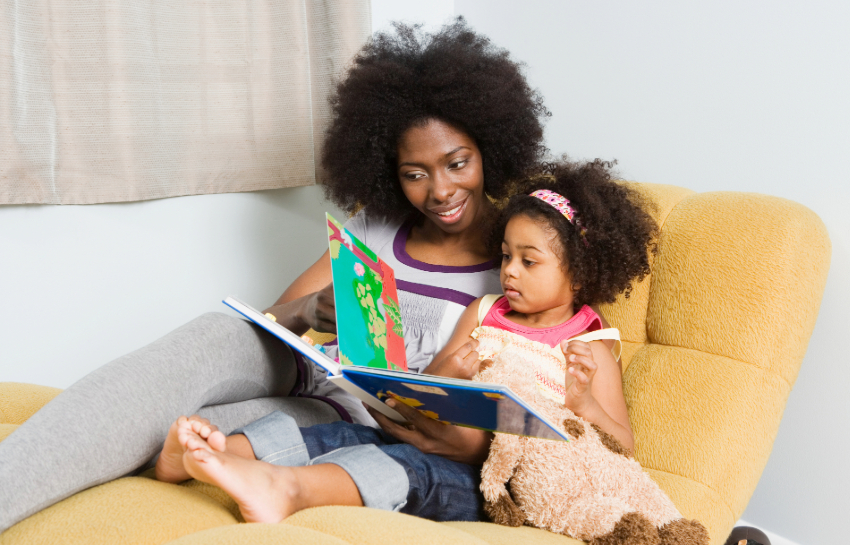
[{"left": 0, "top": 312, "right": 340, "bottom": 532}]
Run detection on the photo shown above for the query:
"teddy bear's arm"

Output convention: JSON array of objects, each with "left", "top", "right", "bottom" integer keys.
[{"left": 480, "top": 433, "right": 523, "bottom": 502}]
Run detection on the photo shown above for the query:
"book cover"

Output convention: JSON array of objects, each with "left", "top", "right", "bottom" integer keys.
[
  {"left": 327, "top": 213, "right": 407, "bottom": 372},
  {"left": 340, "top": 367, "right": 569, "bottom": 441}
]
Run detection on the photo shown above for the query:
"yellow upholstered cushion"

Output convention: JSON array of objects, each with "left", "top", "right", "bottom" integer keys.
[
  {"left": 284, "top": 506, "right": 490, "bottom": 545},
  {"left": 626, "top": 345, "right": 790, "bottom": 518},
  {"left": 164, "top": 523, "right": 350, "bottom": 545},
  {"left": 445, "top": 521, "right": 585, "bottom": 544},
  {"left": 644, "top": 469, "right": 735, "bottom": 545},
  {"left": 646, "top": 191, "right": 830, "bottom": 384},
  {"left": 0, "top": 383, "right": 62, "bottom": 425},
  {"left": 0, "top": 477, "right": 237, "bottom": 545}
]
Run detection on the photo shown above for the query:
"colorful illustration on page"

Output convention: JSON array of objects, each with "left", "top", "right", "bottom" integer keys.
[{"left": 327, "top": 213, "right": 408, "bottom": 371}]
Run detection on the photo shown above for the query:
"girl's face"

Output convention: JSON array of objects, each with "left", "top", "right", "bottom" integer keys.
[
  {"left": 396, "top": 119, "right": 487, "bottom": 235},
  {"left": 500, "top": 214, "right": 576, "bottom": 316}
]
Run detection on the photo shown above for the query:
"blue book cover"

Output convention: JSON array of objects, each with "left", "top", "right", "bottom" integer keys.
[{"left": 340, "top": 367, "right": 569, "bottom": 441}]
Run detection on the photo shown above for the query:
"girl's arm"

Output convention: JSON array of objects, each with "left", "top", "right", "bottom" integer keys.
[
  {"left": 422, "top": 298, "right": 484, "bottom": 379},
  {"left": 563, "top": 339, "right": 634, "bottom": 451},
  {"left": 263, "top": 250, "right": 337, "bottom": 336}
]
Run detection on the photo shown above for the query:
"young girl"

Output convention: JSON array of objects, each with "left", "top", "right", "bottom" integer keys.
[{"left": 155, "top": 159, "right": 657, "bottom": 524}]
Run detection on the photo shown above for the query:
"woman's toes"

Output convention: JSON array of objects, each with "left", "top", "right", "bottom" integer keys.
[
  {"left": 186, "top": 436, "right": 204, "bottom": 451},
  {"left": 192, "top": 447, "right": 211, "bottom": 462},
  {"left": 208, "top": 430, "right": 227, "bottom": 452},
  {"left": 199, "top": 424, "right": 218, "bottom": 439}
]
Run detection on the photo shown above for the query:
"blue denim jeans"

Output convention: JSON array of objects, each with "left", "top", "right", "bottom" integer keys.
[{"left": 237, "top": 411, "right": 484, "bottom": 522}]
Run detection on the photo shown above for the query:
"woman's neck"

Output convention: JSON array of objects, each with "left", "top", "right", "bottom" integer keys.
[{"left": 406, "top": 199, "right": 497, "bottom": 266}]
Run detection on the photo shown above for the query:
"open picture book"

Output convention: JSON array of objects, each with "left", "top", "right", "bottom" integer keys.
[{"left": 223, "top": 213, "right": 571, "bottom": 442}]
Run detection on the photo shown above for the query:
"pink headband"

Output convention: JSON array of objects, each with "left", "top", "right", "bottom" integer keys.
[{"left": 529, "top": 189, "right": 589, "bottom": 245}]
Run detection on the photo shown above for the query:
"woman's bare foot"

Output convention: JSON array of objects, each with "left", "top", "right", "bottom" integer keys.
[
  {"left": 181, "top": 430, "right": 302, "bottom": 523},
  {"left": 154, "top": 415, "right": 220, "bottom": 483}
]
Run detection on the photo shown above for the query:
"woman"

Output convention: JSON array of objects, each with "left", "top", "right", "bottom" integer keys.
[{"left": 0, "top": 19, "right": 549, "bottom": 531}]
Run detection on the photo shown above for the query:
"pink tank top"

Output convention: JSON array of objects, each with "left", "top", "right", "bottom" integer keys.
[{"left": 480, "top": 296, "right": 602, "bottom": 348}]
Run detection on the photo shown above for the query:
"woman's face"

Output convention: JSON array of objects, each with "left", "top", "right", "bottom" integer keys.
[{"left": 396, "top": 119, "right": 487, "bottom": 235}]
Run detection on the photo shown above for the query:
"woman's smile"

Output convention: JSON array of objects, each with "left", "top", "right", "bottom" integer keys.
[{"left": 429, "top": 196, "right": 469, "bottom": 224}]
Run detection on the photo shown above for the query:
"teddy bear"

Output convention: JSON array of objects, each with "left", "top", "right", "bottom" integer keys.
[{"left": 472, "top": 325, "right": 709, "bottom": 545}]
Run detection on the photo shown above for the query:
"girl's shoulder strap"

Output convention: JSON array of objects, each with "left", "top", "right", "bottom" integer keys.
[
  {"left": 566, "top": 328, "right": 623, "bottom": 362},
  {"left": 477, "top": 294, "right": 503, "bottom": 326}
]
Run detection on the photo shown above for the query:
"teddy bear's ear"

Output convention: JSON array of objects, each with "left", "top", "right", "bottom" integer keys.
[
  {"left": 590, "top": 423, "right": 633, "bottom": 458},
  {"left": 562, "top": 418, "right": 585, "bottom": 439}
]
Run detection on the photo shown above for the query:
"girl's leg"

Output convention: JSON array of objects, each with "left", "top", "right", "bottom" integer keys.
[
  {"left": 173, "top": 414, "right": 483, "bottom": 523},
  {"left": 0, "top": 312, "right": 337, "bottom": 532},
  {"left": 242, "top": 415, "right": 483, "bottom": 521},
  {"left": 178, "top": 427, "right": 363, "bottom": 523},
  {"left": 380, "top": 443, "right": 484, "bottom": 522}
]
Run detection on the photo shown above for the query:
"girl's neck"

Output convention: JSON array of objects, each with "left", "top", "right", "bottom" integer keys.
[{"left": 505, "top": 302, "right": 576, "bottom": 329}]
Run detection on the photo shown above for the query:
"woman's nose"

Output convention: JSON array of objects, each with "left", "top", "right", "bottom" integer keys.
[{"left": 430, "top": 170, "right": 456, "bottom": 203}]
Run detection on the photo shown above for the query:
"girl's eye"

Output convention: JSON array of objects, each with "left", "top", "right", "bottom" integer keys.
[
  {"left": 501, "top": 253, "right": 510, "bottom": 261},
  {"left": 522, "top": 259, "right": 535, "bottom": 267}
]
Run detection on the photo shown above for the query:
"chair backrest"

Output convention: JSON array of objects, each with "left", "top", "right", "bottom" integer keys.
[{"left": 601, "top": 183, "right": 830, "bottom": 544}]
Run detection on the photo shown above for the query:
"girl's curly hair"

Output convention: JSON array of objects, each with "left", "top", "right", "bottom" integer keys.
[
  {"left": 321, "top": 18, "right": 550, "bottom": 220},
  {"left": 494, "top": 159, "right": 658, "bottom": 309}
]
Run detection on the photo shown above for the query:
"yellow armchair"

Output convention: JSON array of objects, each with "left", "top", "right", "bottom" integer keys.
[{"left": 0, "top": 182, "right": 830, "bottom": 545}]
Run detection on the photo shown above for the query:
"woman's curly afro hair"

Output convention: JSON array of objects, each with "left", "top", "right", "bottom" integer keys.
[
  {"left": 321, "top": 17, "right": 550, "bottom": 220},
  {"left": 494, "top": 158, "right": 659, "bottom": 309}
]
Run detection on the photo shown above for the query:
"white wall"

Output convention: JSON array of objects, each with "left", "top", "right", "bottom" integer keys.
[
  {"left": 452, "top": 1, "right": 848, "bottom": 544},
  {"left": 0, "top": 186, "right": 345, "bottom": 388}
]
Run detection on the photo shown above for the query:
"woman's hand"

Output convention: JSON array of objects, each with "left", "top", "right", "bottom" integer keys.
[
  {"left": 422, "top": 339, "right": 482, "bottom": 379},
  {"left": 562, "top": 339, "right": 598, "bottom": 415},
  {"left": 367, "top": 400, "right": 492, "bottom": 465},
  {"left": 298, "top": 283, "right": 337, "bottom": 334}
]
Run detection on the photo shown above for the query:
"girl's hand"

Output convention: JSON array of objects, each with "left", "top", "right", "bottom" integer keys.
[
  {"left": 367, "top": 400, "right": 493, "bottom": 465},
  {"left": 299, "top": 283, "right": 337, "bottom": 333},
  {"left": 562, "top": 339, "right": 598, "bottom": 414},
  {"left": 423, "top": 339, "right": 482, "bottom": 379}
]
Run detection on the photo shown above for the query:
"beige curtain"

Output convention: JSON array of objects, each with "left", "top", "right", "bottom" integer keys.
[{"left": 0, "top": 0, "right": 371, "bottom": 205}]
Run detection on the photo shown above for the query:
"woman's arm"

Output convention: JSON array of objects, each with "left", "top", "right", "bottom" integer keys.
[
  {"left": 263, "top": 250, "right": 337, "bottom": 336},
  {"left": 422, "top": 298, "right": 483, "bottom": 379},
  {"left": 368, "top": 401, "right": 493, "bottom": 465}
]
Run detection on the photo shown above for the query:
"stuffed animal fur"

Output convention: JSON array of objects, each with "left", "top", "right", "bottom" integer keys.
[{"left": 472, "top": 325, "right": 708, "bottom": 545}]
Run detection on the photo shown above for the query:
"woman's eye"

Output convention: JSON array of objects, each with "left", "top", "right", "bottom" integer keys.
[
  {"left": 404, "top": 172, "right": 425, "bottom": 181},
  {"left": 450, "top": 160, "right": 467, "bottom": 169}
]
